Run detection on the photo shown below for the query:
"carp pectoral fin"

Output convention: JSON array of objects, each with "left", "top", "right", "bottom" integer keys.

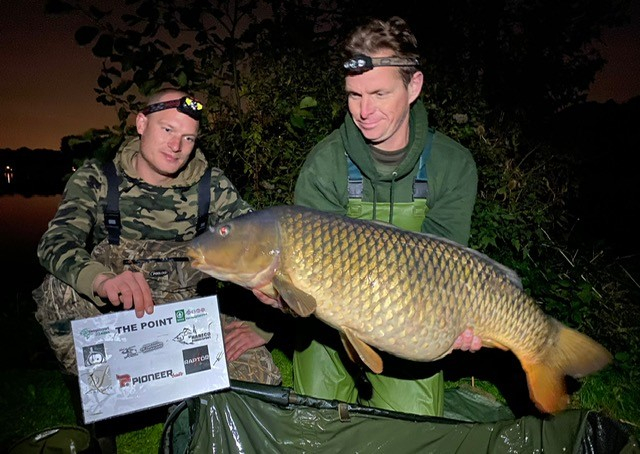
[
  {"left": 339, "top": 332, "right": 360, "bottom": 365},
  {"left": 256, "top": 283, "right": 279, "bottom": 300},
  {"left": 341, "top": 327, "right": 383, "bottom": 374},
  {"left": 272, "top": 274, "right": 316, "bottom": 317}
]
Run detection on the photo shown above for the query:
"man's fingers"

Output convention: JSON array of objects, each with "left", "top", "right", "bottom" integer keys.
[
  {"left": 470, "top": 335, "right": 482, "bottom": 352},
  {"left": 224, "top": 333, "right": 247, "bottom": 361},
  {"left": 224, "top": 322, "right": 249, "bottom": 345},
  {"left": 104, "top": 281, "right": 131, "bottom": 308},
  {"left": 224, "top": 321, "right": 245, "bottom": 331},
  {"left": 252, "top": 289, "right": 283, "bottom": 309},
  {"left": 100, "top": 271, "right": 154, "bottom": 317},
  {"left": 131, "top": 272, "right": 154, "bottom": 317},
  {"left": 459, "top": 329, "right": 473, "bottom": 351},
  {"left": 223, "top": 322, "right": 267, "bottom": 362},
  {"left": 452, "top": 328, "right": 482, "bottom": 352}
]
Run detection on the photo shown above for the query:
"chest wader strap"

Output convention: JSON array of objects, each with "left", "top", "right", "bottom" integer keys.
[
  {"left": 102, "top": 162, "right": 212, "bottom": 245},
  {"left": 347, "top": 128, "right": 434, "bottom": 200},
  {"left": 103, "top": 161, "right": 122, "bottom": 245},
  {"left": 196, "top": 167, "right": 212, "bottom": 235}
]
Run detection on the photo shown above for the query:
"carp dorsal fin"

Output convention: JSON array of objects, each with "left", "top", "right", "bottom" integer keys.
[
  {"left": 341, "top": 327, "right": 383, "bottom": 374},
  {"left": 272, "top": 273, "right": 317, "bottom": 317}
]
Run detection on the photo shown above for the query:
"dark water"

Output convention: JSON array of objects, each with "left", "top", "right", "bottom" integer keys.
[
  {"left": 0, "top": 194, "right": 62, "bottom": 368},
  {"left": 0, "top": 194, "right": 61, "bottom": 303}
]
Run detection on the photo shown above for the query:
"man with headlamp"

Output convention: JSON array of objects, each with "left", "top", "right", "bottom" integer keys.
[
  {"left": 34, "top": 88, "right": 280, "bottom": 447},
  {"left": 292, "top": 16, "right": 480, "bottom": 417}
]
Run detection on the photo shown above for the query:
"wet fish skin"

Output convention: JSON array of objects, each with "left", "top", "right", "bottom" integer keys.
[{"left": 188, "top": 205, "right": 612, "bottom": 414}]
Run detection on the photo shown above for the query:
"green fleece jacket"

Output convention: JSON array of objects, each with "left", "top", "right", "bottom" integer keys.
[{"left": 294, "top": 100, "right": 477, "bottom": 246}]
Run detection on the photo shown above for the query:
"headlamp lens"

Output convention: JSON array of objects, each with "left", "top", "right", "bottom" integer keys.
[
  {"left": 344, "top": 55, "right": 373, "bottom": 71},
  {"left": 182, "top": 97, "right": 203, "bottom": 114}
]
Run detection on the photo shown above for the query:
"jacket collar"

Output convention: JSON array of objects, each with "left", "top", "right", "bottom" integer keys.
[
  {"left": 340, "top": 99, "right": 430, "bottom": 182},
  {"left": 114, "top": 136, "right": 208, "bottom": 188}
]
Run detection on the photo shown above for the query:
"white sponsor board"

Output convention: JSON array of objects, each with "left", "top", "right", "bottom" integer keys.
[{"left": 71, "top": 295, "right": 229, "bottom": 423}]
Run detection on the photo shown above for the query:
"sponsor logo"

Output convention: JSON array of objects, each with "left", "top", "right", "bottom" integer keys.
[
  {"left": 149, "top": 270, "right": 169, "bottom": 278},
  {"left": 173, "top": 326, "right": 212, "bottom": 345},
  {"left": 117, "top": 374, "right": 131, "bottom": 387},
  {"left": 82, "top": 364, "right": 112, "bottom": 394},
  {"left": 79, "top": 327, "right": 110, "bottom": 340},
  {"left": 186, "top": 307, "right": 207, "bottom": 317},
  {"left": 82, "top": 344, "right": 106, "bottom": 367},
  {"left": 183, "top": 345, "right": 211, "bottom": 375},
  {"left": 119, "top": 346, "right": 138, "bottom": 359},
  {"left": 140, "top": 340, "right": 164, "bottom": 353},
  {"left": 176, "top": 307, "right": 208, "bottom": 323},
  {"left": 117, "top": 370, "right": 175, "bottom": 387}
]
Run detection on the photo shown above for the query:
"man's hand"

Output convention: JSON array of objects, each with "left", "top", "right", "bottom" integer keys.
[
  {"left": 252, "top": 288, "right": 283, "bottom": 310},
  {"left": 93, "top": 271, "right": 154, "bottom": 318},
  {"left": 223, "top": 321, "right": 267, "bottom": 362},
  {"left": 452, "top": 327, "right": 482, "bottom": 352}
]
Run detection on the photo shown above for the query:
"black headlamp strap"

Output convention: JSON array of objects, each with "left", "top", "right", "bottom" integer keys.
[
  {"left": 344, "top": 54, "right": 420, "bottom": 72},
  {"left": 141, "top": 96, "right": 204, "bottom": 121}
]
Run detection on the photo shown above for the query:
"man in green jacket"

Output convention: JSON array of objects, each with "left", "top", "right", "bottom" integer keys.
[{"left": 293, "top": 17, "right": 480, "bottom": 416}]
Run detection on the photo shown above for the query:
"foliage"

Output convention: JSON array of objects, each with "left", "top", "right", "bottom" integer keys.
[
  {"left": 45, "top": 0, "right": 629, "bottom": 202},
  {"left": 61, "top": 126, "right": 132, "bottom": 173},
  {"left": 200, "top": 46, "right": 344, "bottom": 207},
  {"left": 41, "top": 0, "right": 639, "bottom": 442}
]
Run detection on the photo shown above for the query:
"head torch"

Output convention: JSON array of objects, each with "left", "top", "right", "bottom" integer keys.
[
  {"left": 141, "top": 96, "right": 204, "bottom": 121},
  {"left": 343, "top": 54, "right": 420, "bottom": 73}
]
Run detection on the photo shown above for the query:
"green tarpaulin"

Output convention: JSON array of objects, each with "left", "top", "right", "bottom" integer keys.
[{"left": 161, "top": 380, "right": 639, "bottom": 453}]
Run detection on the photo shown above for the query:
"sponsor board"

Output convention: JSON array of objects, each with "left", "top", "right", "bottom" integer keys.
[{"left": 71, "top": 296, "right": 228, "bottom": 423}]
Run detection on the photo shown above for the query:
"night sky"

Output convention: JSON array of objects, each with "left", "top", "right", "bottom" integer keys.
[{"left": 1, "top": 0, "right": 639, "bottom": 150}]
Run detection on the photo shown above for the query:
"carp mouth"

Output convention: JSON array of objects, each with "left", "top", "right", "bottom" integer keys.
[
  {"left": 187, "top": 244, "right": 282, "bottom": 292},
  {"left": 186, "top": 248, "right": 208, "bottom": 271}
]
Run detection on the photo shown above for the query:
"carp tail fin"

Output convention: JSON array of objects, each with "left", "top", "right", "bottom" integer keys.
[
  {"left": 554, "top": 322, "right": 613, "bottom": 378},
  {"left": 522, "top": 361, "right": 569, "bottom": 414},
  {"left": 521, "top": 321, "right": 612, "bottom": 414}
]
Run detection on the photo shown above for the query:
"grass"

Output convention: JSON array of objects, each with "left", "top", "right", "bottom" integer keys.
[
  {"left": 0, "top": 367, "right": 165, "bottom": 452},
  {"left": 1, "top": 369, "right": 75, "bottom": 440}
]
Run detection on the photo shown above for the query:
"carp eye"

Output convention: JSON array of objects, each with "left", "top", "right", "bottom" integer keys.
[{"left": 218, "top": 225, "right": 231, "bottom": 237}]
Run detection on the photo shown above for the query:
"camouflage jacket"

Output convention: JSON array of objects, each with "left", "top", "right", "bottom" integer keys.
[{"left": 37, "top": 136, "right": 252, "bottom": 305}]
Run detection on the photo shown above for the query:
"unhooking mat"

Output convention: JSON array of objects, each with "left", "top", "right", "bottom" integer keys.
[{"left": 161, "top": 380, "right": 639, "bottom": 454}]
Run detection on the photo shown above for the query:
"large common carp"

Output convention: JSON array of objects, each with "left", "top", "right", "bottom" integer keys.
[{"left": 187, "top": 205, "right": 612, "bottom": 414}]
